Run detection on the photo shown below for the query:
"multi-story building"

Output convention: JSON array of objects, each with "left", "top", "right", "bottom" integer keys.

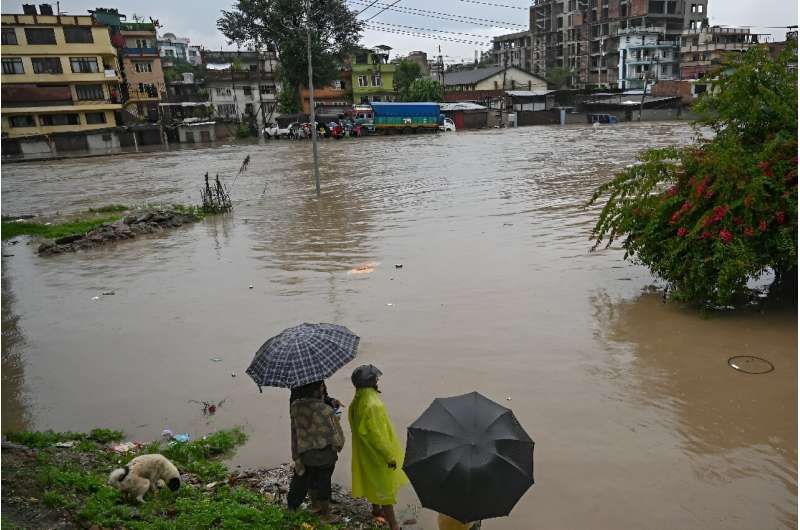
[
  {"left": 202, "top": 50, "right": 278, "bottom": 130},
  {"left": 118, "top": 21, "right": 164, "bottom": 120},
  {"left": 492, "top": 31, "right": 534, "bottom": 72},
  {"left": 406, "top": 50, "right": 430, "bottom": 76},
  {"left": 351, "top": 46, "right": 396, "bottom": 104},
  {"left": 158, "top": 32, "right": 201, "bottom": 67},
  {"left": 679, "top": 26, "right": 763, "bottom": 79},
  {"left": 1, "top": 4, "right": 122, "bottom": 138},
  {"left": 617, "top": 26, "right": 679, "bottom": 89},
  {"left": 528, "top": 0, "right": 708, "bottom": 88},
  {"left": 300, "top": 67, "right": 352, "bottom": 116}
]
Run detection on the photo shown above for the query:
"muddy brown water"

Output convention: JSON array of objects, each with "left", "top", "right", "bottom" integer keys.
[{"left": 2, "top": 123, "right": 796, "bottom": 529}]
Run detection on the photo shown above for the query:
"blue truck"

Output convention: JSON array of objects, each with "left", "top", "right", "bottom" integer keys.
[{"left": 369, "top": 102, "right": 442, "bottom": 133}]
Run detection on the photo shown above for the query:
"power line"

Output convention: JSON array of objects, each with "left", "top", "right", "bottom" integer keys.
[
  {"left": 369, "top": 20, "right": 493, "bottom": 39},
  {"left": 364, "top": 24, "right": 492, "bottom": 45},
  {"left": 457, "top": 0, "right": 528, "bottom": 10},
  {"left": 348, "top": 0, "right": 526, "bottom": 29},
  {"left": 362, "top": 0, "right": 402, "bottom": 22},
  {"left": 354, "top": 0, "right": 381, "bottom": 16}
]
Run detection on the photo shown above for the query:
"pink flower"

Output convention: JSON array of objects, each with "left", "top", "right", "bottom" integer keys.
[
  {"left": 759, "top": 220, "right": 768, "bottom": 232},
  {"left": 704, "top": 187, "right": 715, "bottom": 199},
  {"left": 700, "top": 231, "right": 713, "bottom": 240},
  {"left": 743, "top": 227, "right": 755, "bottom": 237},
  {"left": 677, "top": 227, "right": 688, "bottom": 237},
  {"left": 719, "top": 230, "right": 733, "bottom": 243},
  {"left": 744, "top": 195, "right": 753, "bottom": 208},
  {"left": 776, "top": 211, "right": 786, "bottom": 224},
  {"left": 711, "top": 204, "right": 730, "bottom": 222},
  {"left": 666, "top": 185, "right": 678, "bottom": 197},
  {"left": 758, "top": 161, "right": 774, "bottom": 178}
]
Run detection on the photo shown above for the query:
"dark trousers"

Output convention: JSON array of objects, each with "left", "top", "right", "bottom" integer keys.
[{"left": 287, "top": 464, "right": 335, "bottom": 510}]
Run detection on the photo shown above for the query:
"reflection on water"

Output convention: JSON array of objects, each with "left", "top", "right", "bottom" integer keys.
[
  {"left": 2, "top": 264, "right": 32, "bottom": 432},
  {"left": 1, "top": 123, "right": 795, "bottom": 529}
]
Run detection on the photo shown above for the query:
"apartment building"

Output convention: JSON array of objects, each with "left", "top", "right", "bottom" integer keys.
[
  {"left": 492, "top": 31, "right": 534, "bottom": 72},
  {"left": 617, "top": 26, "right": 680, "bottom": 89},
  {"left": 351, "top": 46, "right": 396, "bottom": 104},
  {"left": 527, "top": 0, "right": 708, "bottom": 88},
  {"left": 679, "top": 26, "right": 763, "bottom": 79},
  {"left": 119, "top": 21, "right": 165, "bottom": 120},
  {"left": 158, "top": 33, "right": 202, "bottom": 67},
  {"left": 1, "top": 4, "right": 122, "bottom": 138},
  {"left": 202, "top": 50, "right": 278, "bottom": 129}
]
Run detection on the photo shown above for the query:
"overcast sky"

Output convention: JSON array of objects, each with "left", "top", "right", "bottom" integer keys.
[{"left": 48, "top": 0, "right": 799, "bottom": 63}]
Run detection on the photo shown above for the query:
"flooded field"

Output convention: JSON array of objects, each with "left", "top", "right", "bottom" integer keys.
[{"left": 2, "top": 123, "right": 796, "bottom": 529}]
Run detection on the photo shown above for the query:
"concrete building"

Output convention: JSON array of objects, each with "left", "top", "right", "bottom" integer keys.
[
  {"left": 158, "top": 32, "right": 201, "bottom": 66},
  {"left": 492, "top": 31, "right": 534, "bottom": 71},
  {"left": 679, "top": 26, "right": 763, "bottom": 79},
  {"left": 617, "top": 26, "right": 679, "bottom": 89},
  {"left": 406, "top": 50, "right": 430, "bottom": 76},
  {"left": 528, "top": 0, "right": 708, "bottom": 88},
  {"left": 0, "top": 4, "right": 122, "bottom": 139},
  {"left": 118, "top": 21, "right": 165, "bottom": 121},
  {"left": 202, "top": 50, "right": 278, "bottom": 130},
  {"left": 301, "top": 67, "right": 352, "bottom": 116},
  {"left": 443, "top": 65, "right": 547, "bottom": 103},
  {"left": 351, "top": 46, "right": 396, "bottom": 104}
]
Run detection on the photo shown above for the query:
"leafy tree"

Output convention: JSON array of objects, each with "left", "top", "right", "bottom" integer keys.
[
  {"left": 587, "top": 42, "right": 798, "bottom": 306},
  {"left": 277, "top": 82, "right": 300, "bottom": 114},
  {"left": 545, "top": 66, "right": 573, "bottom": 89},
  {"left": 401, "top": 78, "right": 443, "bottom": 102},
  {"left": 394, "top": 59, "right": 421, "bottom": 95},
  {"left": 163, "top": 60, "right": 205, "bottom": 83},
  {"left": 217, "top": 0, "right": 362, "bottom": 107}
]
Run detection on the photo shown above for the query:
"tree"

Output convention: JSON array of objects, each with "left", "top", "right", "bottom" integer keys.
[
  {"left": 545, "top": 66, "right": 572, "bottom": 89},
  {"left": 587, "top": 42, "right": 798, "bottom": 306},
  {"left": 401, "top": 78, "right": 443, "bottom": 102},
  {"left": 277, "top": 82, "right": 300, "bottom": 114},
  {"left": 394, "top": 59, "right": 421, "bottom": 95},
  {"left": 217, "top": 0, "right": 362, "bottom": 107},
  {"left": 163, "top": 59, "right": 205, "bottom": 83}
]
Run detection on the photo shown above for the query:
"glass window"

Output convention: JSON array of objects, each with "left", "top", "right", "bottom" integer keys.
[
  {"left": 259, "top": 84, "right": 274, "bottom": 94},
  {"left": 39, "top": 114, "right": 79, "bottom": 126},
  {"left": 1, "top": 27, "right": 18, "bottom": 45},
  {"left": 371, "top": 73, "right": 382, "bottom": 86},
  {"left": 25, "top": 27, "right": 56, "bottom": 44},
  {"left": 63, "top": 26, "right": 93, "bottom": 43},
  {"left": 10, "top": 115, "right": 36, "bottom": 127},
  {"left": 2, "top": 57, "right": 24, "bottom": 74},
  {"left": 242, "top": 86, "right": 252, "bottom": 95},
  {"left": 32, "top": 57, "right": 63, "bottom": 74},
  {"left": 245, "top": 103, "right": 254, "bottom": 114},
  {"left": 134, "top": 61, "right": 152, "bottom": 73},
  {"left": 358, "top": 75, "right": 368, "bottom": 87},
  {"left": 70, "top": 57, "right": 99, "bottom": 73},
  {"left": 76, "top": 84, "right": 104, "bottom": 100},
  {"left": 85, "top": 112, "right": 106, "bottom": 124},
  {"left": 136, "top": 39, "right": 150, "bottom": 48},
  {"left": 355, "top": 53, "right": 368, "bottom": 64}
]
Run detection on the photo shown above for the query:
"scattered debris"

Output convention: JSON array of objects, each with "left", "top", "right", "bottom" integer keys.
[
  {"left": 231, "top": 373, "right": 236, "bottom": 378},
  {"left": 249, "top": 285, "right": 254, "bottom": 289},
  {"left": 386, "top": 303, "right": 393, "bottom": 307},
  {"left": 172, "top": 434, "right": 191, "bottom": 443},
  {"left": 91, "top": 296, "right": 100, "bottom": 301},
  {"left": 201, "top": 173, "right": 233, "bottom": 213},
  {"left": 506, "top": 396, "right": 512, "bottom": 401},
  {"left": 394, "top": 264, "right": 403, "bottom": 269},
  {"left": 189, "top": 398, "right": 227, "bottom": 416},
  {"left": 349, "top": 262, "right": 378, "bottom": 275},
  {"left": 102, "top": 291, "right": 115, "bottom": 296},
  {"left": 110, "top": 441, "right": 142, "bottom": 453},
  {"left": 54, "top": 441, "right": 76, "bottom": 448},
  {"left": 210, "top": 357, "right": 223, "bottom": 362}
]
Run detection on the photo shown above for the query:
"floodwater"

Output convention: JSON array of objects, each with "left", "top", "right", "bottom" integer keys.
[{"left": 2, "top": 123, "right": 796, "bottom": 530}]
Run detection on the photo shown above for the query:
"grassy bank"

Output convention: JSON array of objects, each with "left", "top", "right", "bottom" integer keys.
[
  {"left": 2, "top": 428, "right": 343, "bottom": 529},
  {"left": 1, "top": 204, "right": 208, "bottom": 242}
]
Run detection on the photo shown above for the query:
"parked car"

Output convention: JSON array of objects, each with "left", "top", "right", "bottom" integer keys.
[
  {"left": 264, "top": 122, "right": 293, "bottom": 138},
  {"left": 439, "top": 118, "right": 456, "bottom": 132}
]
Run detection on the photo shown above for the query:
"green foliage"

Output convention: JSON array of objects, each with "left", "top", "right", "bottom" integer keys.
[
  {"left": 163, "top": 60, "right": 205, "bottom": 83},
  {"left": 5, "top": 429, "right": 108, "bottom": 448},
  {"left": 588, "top": 42, "right": 798, "bottom": 306},
  {"left": 394, "top": 59, "right": 422, "bottom": 95},
  {"left": 545, "top": 66, "right": 573, "bottom": 89},
  {"left": 2, "top": 216, "right": 120, "bottom": 241},
  {"left": 277, "top": 81, "right": 301, "bottom": 114},
  {"left": 401, "top": 78, "right": 443, "bottom": 102},
  {"left": 218, "top": 0, "right": 363, "bottom": 107}
]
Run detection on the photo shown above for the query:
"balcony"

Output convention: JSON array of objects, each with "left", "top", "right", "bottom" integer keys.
[
  {"left": 205, "top": 70, "right": 276, "bottom": 82},
  {"left": 1, "top": 84, "right": 72, "bottom": 107},
  {"left": 122, "top": 47, "right": 159, "bottom": 57},
  {"left": 680, "top": 42, "right": 755, "bottom": 53}
]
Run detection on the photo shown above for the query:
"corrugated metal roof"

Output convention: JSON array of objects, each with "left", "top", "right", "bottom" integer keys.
[
  {"left": 439, "top": 102, "right": 487, "bottom": 111},
  {"left": 505, "top": 90, "right": 555, "bottom": 97},
  {"left": 442, "top": 65, "right": 505, "bottom": 86}
]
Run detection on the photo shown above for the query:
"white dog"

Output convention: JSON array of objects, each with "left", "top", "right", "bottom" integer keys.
[{"left": 108, "top": 454, "right": 181, "bottom": 503}]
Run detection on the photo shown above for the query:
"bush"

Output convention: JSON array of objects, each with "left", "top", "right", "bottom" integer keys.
[{"left": 588, "top": 41, "right": 797, "bottom": 306}]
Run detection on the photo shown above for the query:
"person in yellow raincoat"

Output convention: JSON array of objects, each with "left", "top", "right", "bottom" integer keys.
[{"left": 348, "top": 365, "right": 409, "bottom": 530}]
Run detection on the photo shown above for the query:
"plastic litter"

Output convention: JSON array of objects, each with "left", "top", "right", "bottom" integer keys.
[
  {"left": 172, "top": 434, "right": 191, "bottom": 443},
  {"left": 102, "top": 291, "right": 115, "bottom": 296},
  {"left": 386, "top": 303, "right": 393, "bottom": 306},
  {"left": 91, "top": 296, "right": 100, "bottom": 301},
  {"left": 348, "top": 261, "right": 379, "bottom": 275},
  {"left": 210, "top": 357, "right": 223, "bottom": 362},
  {"left": 55, "top": 441, "right": 76, "bottom": 448},
  {"left": 161, "top": 429, "right": 174, "bottom": 439},
  {"left": 394, "top": 264, "right": 403, "bottom": 269},
  {"left": 249, "top": 285, "right": 254, "bottom": 289},
  {"left": 110, "top": 441, "right": 142, "bottom": 453}
]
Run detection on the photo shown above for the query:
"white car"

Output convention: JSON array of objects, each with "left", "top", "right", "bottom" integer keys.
[
  {"left": 439, "top": 118, "right": 456, "bottom": 132},
  {"left": 264, "top": 122, "right": 293, "bottom": 138}
]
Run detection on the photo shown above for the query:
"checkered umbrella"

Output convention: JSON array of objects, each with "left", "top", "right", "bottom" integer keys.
[{"left": 245, "top": 323, "right": 360, "bottom": 390}]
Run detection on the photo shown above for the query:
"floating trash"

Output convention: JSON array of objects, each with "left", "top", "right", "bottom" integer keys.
[
  {"left": 728, "top": 355, "right": 774, "bottom": 374},
  {"left": 55, "top": 441, "right": 76, "bottom": 448},
  {"left": 91, "top": 296, "right": 100, "bottom": 301},
  {"left": 394, "top": 264, "right": 403, "bottom": 269},
  {"left": 210, "top": 357, "right": 223, "bottom": 362},
  {"left": 348, "top": 261, "right": 379, "bottom": 275},
  {"left": 249, "top": 285, "right": 254, "bottom": 289},
  {"left": 102, "top": 291, "right": 115, "bottom": 296}
]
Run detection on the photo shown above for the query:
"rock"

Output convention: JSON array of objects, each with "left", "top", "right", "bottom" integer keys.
[{"left": 54, "top": 234, "right": 83, "bottom": 245}]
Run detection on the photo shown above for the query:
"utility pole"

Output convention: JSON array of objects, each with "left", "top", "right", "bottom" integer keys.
[{"left": 305, "top": 0, "right": 321, "bottom": 196}]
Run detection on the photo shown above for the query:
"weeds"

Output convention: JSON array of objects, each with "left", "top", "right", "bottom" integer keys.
[{"left": 1, "top": 216, "right": 121, "bottom": 241}]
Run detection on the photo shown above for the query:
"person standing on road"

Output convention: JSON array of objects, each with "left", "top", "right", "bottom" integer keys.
[
  {"left": 287, "top": 380, "right": 345, "bottom": 523},
  {"left": 348, "top": 365, "right": 409, "bottom": 530}
]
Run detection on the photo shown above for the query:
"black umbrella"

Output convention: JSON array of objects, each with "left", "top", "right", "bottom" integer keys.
[{"left": 404, "top": 392, "right": 534, "bottom": 523}]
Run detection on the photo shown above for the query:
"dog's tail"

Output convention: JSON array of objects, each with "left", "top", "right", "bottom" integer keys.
[{"left": 108, "top": 465, "right": 130, "bottom": 486}]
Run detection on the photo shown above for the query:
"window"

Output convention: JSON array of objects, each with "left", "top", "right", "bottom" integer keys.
[
  {"left": 216, "top": 103, "right": 235, "bottom": 116},
  {"left": 371, "top": 73, "right": 381, "bottom": 87},
  {"left": 215, "top": 87, "right": 231, "bottom": 96},
  {"left": 136, "top": 39, "right": 150, "bottom": 48},
  {"left": 242, "top": 86, "right": 252, "bottom": 96},
  {"left": 85, "top": 112, "right": 106, "bottom": 124},
  {"left": 138, "top": 83, "right": 157, "bottom": 97},
  {"left": 355, "top": 53, "right": 368, "bottom": 64},
  {"left": 39, "top": 114, "right": 79, "bottom": 126},
  {"left": 70, "top": 57, "right": 99, "bottom": 73},
  {"left": 165, "top": 49, "right": 175, "bottom": 57},
  {"left": 259, "top": 84, "right": 274, "bottom": 94},
  {"left": 32, "top": 57, "right": 63, "bottom": 74},
  {"left": 333, "top": 80, "right": 345, "bottom": 89},
  {"left": 1, "top": 27, "right": 17, "bottom": 45},
  {"left": 357, "top": 75, "right": 368, "bottom": 87},
  {"left": 244, "top": 103, "right": 254, "bottom": 114},
  {"left": 2, "top": 57, "right": 24, "bottom": 74},
  {"left": 76, "top": 84, "right": 104, "bottom": 100},
  {"left": 63, "top": 26, "right": 93, "bottom": 43},
  {"left": 25, "top": 27, "right": 56, "bottom": 44},
  {"left": 133, "top": 61, "right": 152, "bottom": 73},
  {"left": 249, "top": 64, "right": 258, "bottom": 71},
  {"left": 10, "top": 115, "right": 35, "bottom": 127}
]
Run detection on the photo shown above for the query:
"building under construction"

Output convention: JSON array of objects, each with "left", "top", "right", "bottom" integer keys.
[{"left": 498, "top": 0, "right": 710, "bottom": 88}]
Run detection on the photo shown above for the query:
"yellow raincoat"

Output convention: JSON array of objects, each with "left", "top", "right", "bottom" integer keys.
[{"left": 348, "top": 387, "right": 409, "bottom": 505}]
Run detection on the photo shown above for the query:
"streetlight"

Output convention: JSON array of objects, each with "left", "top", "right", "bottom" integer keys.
[{"left": 304, "top": 0, "right": 321, "bottom": 197}]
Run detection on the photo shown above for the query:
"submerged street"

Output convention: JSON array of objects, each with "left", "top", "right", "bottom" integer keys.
[{"left": 2, "top": 123, "right": 796, "bottom": 529}]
